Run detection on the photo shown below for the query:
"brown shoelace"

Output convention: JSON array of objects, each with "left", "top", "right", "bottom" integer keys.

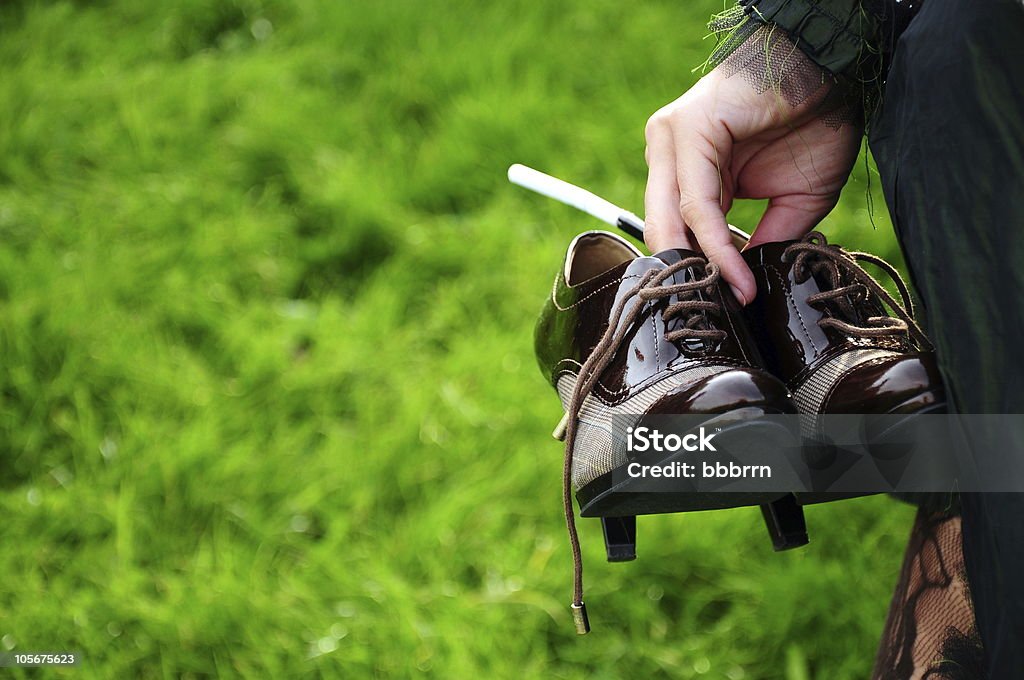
[
  {"left": 562, "top": 256, "right": 725, "bottom": 634},
  {"left": 783, "top": 232, "right": 931, "bottom": 349}
]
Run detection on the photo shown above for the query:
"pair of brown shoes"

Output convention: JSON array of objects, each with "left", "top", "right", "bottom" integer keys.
[{"left": 535, "top": 228, "right": 944, "bottom": 633}]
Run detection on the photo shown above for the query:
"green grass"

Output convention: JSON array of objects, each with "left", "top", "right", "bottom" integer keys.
[{"left": 0, "top": 1, "right": 915, "bottom": 677}]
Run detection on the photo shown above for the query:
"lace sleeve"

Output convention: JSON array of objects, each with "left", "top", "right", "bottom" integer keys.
[{"left": 704, "top": 0, "right": 923, "bottom": 125}]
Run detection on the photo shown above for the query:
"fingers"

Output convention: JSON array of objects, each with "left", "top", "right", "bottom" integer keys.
[
  {"left": 674, "top": 123, "right": 756, "bottom": 305},
  {"left": 643, "top": 111, "right": 692, "bottom": 251},
  {"left": 642, "top": 70, "right": 861, "bottom": 307},
  {"left": 644, "top": 104, "right": 755, "bottom": 304},
  {"left": 681, "top": 193, "right": 756, "bottom": 304}
]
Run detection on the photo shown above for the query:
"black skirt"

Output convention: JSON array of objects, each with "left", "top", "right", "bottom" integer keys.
[{"left": 869, "top": 0, "right": 1024, "bottom": 673}]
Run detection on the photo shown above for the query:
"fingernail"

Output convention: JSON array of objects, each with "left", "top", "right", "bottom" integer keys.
[{"left": 729, "top": 285, "right": 747, "bottom": 306}]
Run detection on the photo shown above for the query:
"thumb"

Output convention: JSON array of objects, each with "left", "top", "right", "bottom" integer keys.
[{"left": 746, "top": 195, "right": 838, "bottom": 248}]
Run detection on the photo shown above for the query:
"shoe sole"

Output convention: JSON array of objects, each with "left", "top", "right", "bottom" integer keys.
[
  {"left": 793, "top": 398, "right": 948, "bottom": 505},
  {"left": 577, "top": 400, "right": 949, "bottom": 517},
  {"left": 576, "top": 409, "right": 798, "bottom": 518}
]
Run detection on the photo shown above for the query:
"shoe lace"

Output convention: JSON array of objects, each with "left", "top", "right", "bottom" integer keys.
[
  {"left": 783, "top": 232, "right": 931, "bottom": 350},
  {"left": 562, "top": 256, "right": 725, "bottom": 633}
]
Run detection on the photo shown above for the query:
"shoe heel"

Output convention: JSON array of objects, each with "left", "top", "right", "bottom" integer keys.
[
  {"left": 601, "top": 516, "right": 636, "bottom": 562},
  {"left": 760, "top": 496, "right": 808, "bottom": 552}
]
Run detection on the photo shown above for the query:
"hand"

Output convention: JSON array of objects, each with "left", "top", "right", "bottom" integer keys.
[{"left": 643, "top": 67, "right": 862, "bottom": 304}]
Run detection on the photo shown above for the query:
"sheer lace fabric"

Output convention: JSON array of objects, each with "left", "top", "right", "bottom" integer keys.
[
  {"left": 705, "top": 1, "right": 926, "bottom": 126},
  {"left": 708, "top": 22, "right": 856, "bottom": 126},
  {"left": 872, "top": 510, "right": 986, "bottom": 679}
]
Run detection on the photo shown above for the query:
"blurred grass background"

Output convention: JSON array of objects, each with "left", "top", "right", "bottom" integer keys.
[{"left": 0, "top": 0, "right": 916, "bottom": 677}]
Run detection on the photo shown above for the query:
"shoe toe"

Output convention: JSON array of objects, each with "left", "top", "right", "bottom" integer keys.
[
  {"left": 821, "top": 352, "right": 946, "bottom": 414},
  {"left": 647, "top": 368, "right": 797, "bottom": 415}
]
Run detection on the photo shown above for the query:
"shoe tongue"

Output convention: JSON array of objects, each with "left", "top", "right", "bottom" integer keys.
[
  {"left": 741, "top": 240, "right": 795, "bottom": 268},
  {"left": 624, "top": 248, "right": 705, "bottom": 280},
  {"left": 652, "top": 247, "right": 704, "bottom": 266}
]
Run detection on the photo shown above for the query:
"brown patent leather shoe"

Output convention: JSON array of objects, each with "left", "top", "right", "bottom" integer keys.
[
  {"left": 742, "top": 232, "right": 946, "bottom": 512},
  {"left": 535, "top": 230, "right": 802, "bottom": 633},
  {"left": 741, "top": 232, "right": 945, "bottom": 418},
  {"left": 536, "top": 230, "right": 800, "bottom": 511}
]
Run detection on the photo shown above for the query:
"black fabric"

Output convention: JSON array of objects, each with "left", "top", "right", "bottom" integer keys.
[
  {"left": 709, "top": 0, "right": 1024, "bottom": 675},
  {"left": 737, "top": 0, "right": 870, "bottom": 76},
  {"left": 870, "top": 0, "right": 1024, "bottom": 676}
]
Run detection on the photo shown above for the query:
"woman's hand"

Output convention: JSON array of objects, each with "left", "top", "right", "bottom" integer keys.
[{"left": 643, "top": 68, "right": 862, "bottom": 304}]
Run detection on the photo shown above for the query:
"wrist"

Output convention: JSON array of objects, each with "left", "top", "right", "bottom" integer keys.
[{"left": 706, "top": 18, "right": 860, "bottom": 128}]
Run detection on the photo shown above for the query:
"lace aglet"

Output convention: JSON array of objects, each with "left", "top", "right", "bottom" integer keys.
[
  {"left": 571, "top": 602, "right": 590, "bottom": 634},
  {"left": 552, "top": 412, "right": 570, "bottom": 441}
]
